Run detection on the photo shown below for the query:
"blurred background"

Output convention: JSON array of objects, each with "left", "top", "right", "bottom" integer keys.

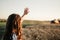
[
  {"left": 0, "top": 0, "right": 60, "bottom": 40},
  {"left": 0, "top": 0, "right": 60, "bottom": 21}
]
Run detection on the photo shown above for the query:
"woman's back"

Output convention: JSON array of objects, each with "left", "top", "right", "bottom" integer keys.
[{"left": 3, "top": 8, "right": 29, "bottom": 40}]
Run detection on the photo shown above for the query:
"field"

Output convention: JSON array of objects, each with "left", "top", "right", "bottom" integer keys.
[{"left": 0, "top": 20, "right": 60, "bottom": 40}]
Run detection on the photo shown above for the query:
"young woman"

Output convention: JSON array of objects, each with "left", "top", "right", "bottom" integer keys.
[{"left": 3, "top": 8, "right": 29, "bottom": 40}]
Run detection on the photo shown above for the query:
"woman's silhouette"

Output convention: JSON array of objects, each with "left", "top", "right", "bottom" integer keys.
[{"left": 3, "top": 8, "right": 29, "bottom": 40}]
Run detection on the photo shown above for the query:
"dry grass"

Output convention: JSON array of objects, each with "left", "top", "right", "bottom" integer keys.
[
  {"left": 22, "top": 23, "right": 60, "bottom": 40},
  {"left": 0, "top": 20, "right": 60, "bottom": 40}
]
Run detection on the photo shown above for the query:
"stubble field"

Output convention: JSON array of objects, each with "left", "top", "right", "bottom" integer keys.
[{"left": 0, "top": 20, "right": 60, "bottom": 40}]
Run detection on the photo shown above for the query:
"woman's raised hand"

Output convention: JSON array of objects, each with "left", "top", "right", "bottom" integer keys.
[{"left": 22, "top": 8, "right": 29, "bottom": 18}]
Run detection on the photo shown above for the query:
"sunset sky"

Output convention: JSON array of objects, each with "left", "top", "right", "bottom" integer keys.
[{"left": 0, "top": 0, "right": 60, "bottom": 21}]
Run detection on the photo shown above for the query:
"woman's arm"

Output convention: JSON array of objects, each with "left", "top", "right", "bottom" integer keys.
[{"left": 21, "top": 8, "right": 29, "bottom": 18}]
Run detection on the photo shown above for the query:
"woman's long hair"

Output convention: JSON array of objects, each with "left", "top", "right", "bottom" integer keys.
[{"left": 3, "top": 14, "right": 22, "bottom": 40}]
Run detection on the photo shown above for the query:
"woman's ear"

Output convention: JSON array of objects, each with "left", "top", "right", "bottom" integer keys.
[{"left": 21, "top": 8, "right": 29, "bottom": 18}]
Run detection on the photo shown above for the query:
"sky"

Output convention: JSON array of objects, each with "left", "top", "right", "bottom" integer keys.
[{"left": 0, "top": 0, "right": 60, "bottom": 21}]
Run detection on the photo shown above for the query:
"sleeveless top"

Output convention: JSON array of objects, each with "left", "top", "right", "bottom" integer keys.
[{"left": 12, "top": 33, "right": 17, "bottom": 40}]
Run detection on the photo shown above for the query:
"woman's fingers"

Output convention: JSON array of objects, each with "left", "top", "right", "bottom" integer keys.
[
  {"left": 22, "top": 8, "right": 29, "bottom": 18},
  {"left": 24, "top": 8, "right": 29, "bottom": 15}
]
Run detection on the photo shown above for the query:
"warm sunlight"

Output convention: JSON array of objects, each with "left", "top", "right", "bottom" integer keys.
[{"left": 0, "top": 0, "right": 60, "bottom": 21}]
